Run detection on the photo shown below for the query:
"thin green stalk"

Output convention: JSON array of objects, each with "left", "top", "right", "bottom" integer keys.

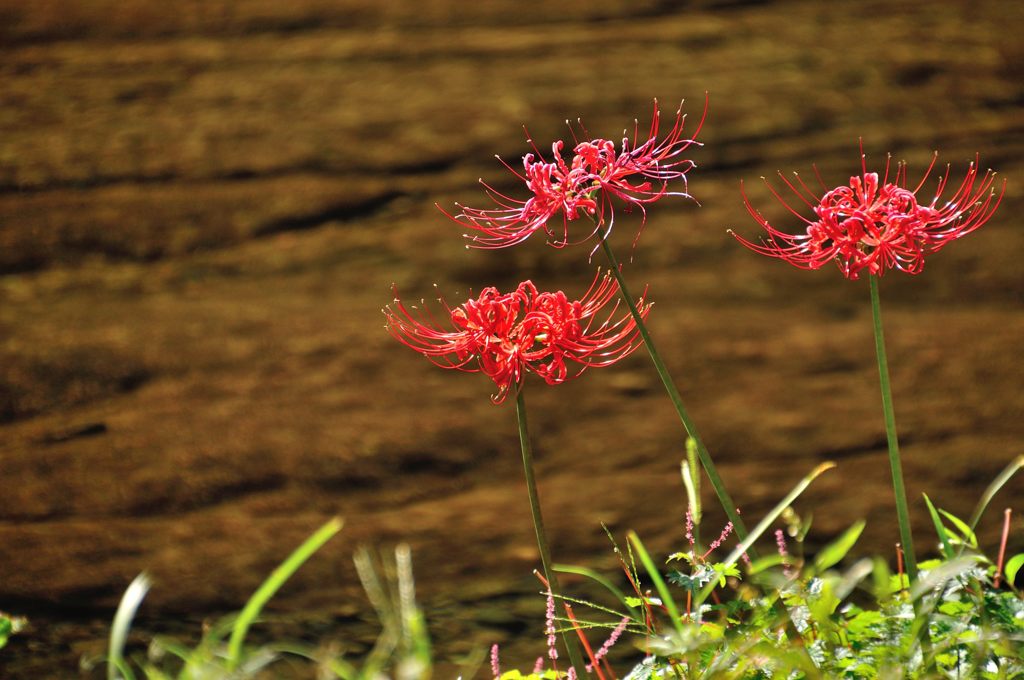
[
  {"left": 628, "top": 532, "right": 686, "bottom": 637},
  {"left": 515, "top": 389, "right": 585, "bottom": 675},
  {"left": 869, "top": 274, "right": 919, "bottom": 585},
  {"left": 225, "top": 517, "right": 343, "bottom": 672},
  {"left": 599, "top": 237, "right": 749, "bottom": 545}
]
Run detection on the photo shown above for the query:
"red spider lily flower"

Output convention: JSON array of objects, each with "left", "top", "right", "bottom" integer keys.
[
  {"left": 442, "top": 97, "right": 707, "bottom": 250},
  {"left": 732, "top": 145, "right": 1005, "bottom": 279},
  {"left": 384, "top": 271, "right": 651, "bottom": 403}
]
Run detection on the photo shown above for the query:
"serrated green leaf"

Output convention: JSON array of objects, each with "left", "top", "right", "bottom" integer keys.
[
  {"left": 1005, "top": 553, "right": 1024, "bottom": 585},
  {"left": 711, "top": 562, "right": 742, "bottom": 587},
  {"left": 807, "top": 580, "right": 841, "bottom": 629},
  {"left": 845, "top": 609, "right": 885, "bottom": 638},
  {"left": 814, "top": 520, "right": 866, "bottom": 573},
  {"left": 668, "top": 570, "right": 702, "bottom": 592}
]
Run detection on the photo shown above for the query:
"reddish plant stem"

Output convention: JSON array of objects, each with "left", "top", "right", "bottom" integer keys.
[{"left": 994, "top": 508, "right": 1012, "bottom": 588}]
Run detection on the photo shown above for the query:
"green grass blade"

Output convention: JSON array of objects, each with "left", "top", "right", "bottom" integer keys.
[
  {"left": 923, "top": 494, "right": 955, "bottom": 560},
  {"left": 354, "top": 547, "right": 399, "bottom": 678},
  {"left": 627, "top": 531, "right": 685, "bottom": 637},
  {"left": 109, "top": 572, "right": 151, "bottom": 680},
  {"left": 554, "top": 563, "right": 642, "bottom": 621},
  {"left": 966, "top": 455, "right": 1024, "bottom": 535},
  {"left": 395, "top": 544, "right": 432, "bottom": 678},
  {"left": 939, "top": 509, "right": 977, "bottom": 549},
  {"left": 225, "top": 517, "right": 343, "bottom": 672}
]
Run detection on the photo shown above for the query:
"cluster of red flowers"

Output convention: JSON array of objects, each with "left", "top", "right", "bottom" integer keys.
[
  {"left": 385, "top": 272, "right": 650, "bottom": 403},
  {"left": 733, "top": 149, "right": 1004, "bottom": 279},
  {"left": 388, "top": 98, "right": 1005, "bottom": 401},
  {"left": 444, "top": 98, "right": 707, "bottom": 249},
  {"left": 388, "top": 101, "right": 705, "bottom": 401}
]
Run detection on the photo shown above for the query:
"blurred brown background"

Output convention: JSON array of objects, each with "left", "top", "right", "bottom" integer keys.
[{"left": 1, "top": 0, "right": 1022, "bottom": 676}]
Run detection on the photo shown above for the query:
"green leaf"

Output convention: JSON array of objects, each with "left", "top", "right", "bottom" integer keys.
[
  {"left": 937, "top": 600, "right": 973, "bottom": 617},
  {"left": 845, "top": 609, "right": 885, "bottom": 638},
  {"left": 1005, "top": 553, "right": 1024, "bottom": 585},
  {"left": 922, "top": 494, "right": 955, "bottom": 560},
  {"left": 667, "top": 570, "right": 703, "bottom": 592},
  {"left": 747, "top": 554, "right": 785, "bottom": 576},
  {"left": 807, "top": 580, "right": 841, "bottom": 631},
  {"left": 966, "top": 455, "right": 1023, "bottom": 536},
  {"left": 667, "top": 551, "right": 695, "bottom": 564},
  {"left": 814, "top": 520, "right": 866, "bottom": 573},
  {"left": 715, "top": 563, "right": 742, "bottom": 581},
  {"left": 938, "top": 509, "right": 977, "bottom": 549}
]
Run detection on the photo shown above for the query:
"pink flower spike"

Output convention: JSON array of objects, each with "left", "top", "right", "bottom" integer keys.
[
  {"left": 444, "top": 98, "right": 706, "bottom": 250},
  {"left": 733, "top": 144, "right": 1005, "bottom": 279},
  {"left": 585, "top": 617, "right": 630, "bottom": 672},
  {"left": 701, "top": 521, "right": 734, "bottom": 559},
  {"left": 545, "top": 590, "right": 559, "bottom": 661},
  {"left": 775, "top": 528, "right": 795, "bottom": 579},
  {"left": 490, "top": 643, "right": 501, "bottom": 679},
  {"left": 384, "top": 271, "right": 652, "bottom": 404}
]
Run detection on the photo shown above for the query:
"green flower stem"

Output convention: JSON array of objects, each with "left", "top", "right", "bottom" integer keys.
[
  {"left": 599, "top": 237, "right": 749, "bottom": 545},
  {"left": 515, "top": 389, "right": 585, "bottom": 675},
  {"left": 869, "top": 274, "right": 919, "bottom": 585}
]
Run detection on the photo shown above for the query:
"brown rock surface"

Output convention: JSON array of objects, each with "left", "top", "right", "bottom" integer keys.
[{"left": 1, "top": 0, "right": 1022, "bottom": 675}]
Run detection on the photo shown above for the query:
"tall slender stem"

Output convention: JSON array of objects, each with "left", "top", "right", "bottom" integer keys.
[
  {"left": 869, "top": 274, "right": 919, "bottom": 584},
  {"left": 599, "top": 237, "right": 749, "bottom": 544},
  {"left": 515, "top": 389, "right": 585, "bottom": 674}
]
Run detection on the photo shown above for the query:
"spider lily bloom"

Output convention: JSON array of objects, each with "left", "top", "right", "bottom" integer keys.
[
  {"left": 444, "top": 98, "right": 706, "bottom": 250},
  {"left": 733, "top": 147, "right": 1004, "bottom": 279},
  {"left": 384, "top": 272, "right": 651, "bottom": 403}
]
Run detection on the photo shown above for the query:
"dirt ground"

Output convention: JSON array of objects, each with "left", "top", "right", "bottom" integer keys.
[{"left": 1, "top": 0, "right": 1023, "bottom": 676}]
